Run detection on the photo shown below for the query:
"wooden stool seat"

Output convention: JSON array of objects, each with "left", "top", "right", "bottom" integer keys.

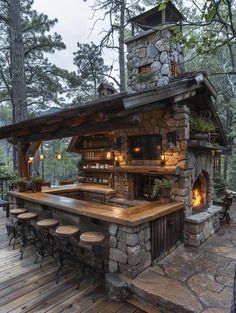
[
  {"left": 55, "top": 225, "right": 79, "bottom": 237},
  {"left": 37, "top": 219, "right": 59, "bottom": 229},
  {"left": 18, "top": 212, "right": 38, "bottom": 221},
  {"left": 80, "top": 232, "right": 105, "bottom": 246},
  {"left": 10, "top": 208, "right": 28, "bottom": 216}
]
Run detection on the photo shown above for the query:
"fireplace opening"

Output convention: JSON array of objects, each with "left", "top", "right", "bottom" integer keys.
[
  {"left": 192, "top": 172, "right": 209, "bottom": 210},
  {"left": 134, "top": 175, "right": 158, "bottom": 200}
]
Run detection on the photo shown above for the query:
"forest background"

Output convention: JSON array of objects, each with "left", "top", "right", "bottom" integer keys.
[{"left": 0, "top": 0, "right": 235, "bottom": 187}]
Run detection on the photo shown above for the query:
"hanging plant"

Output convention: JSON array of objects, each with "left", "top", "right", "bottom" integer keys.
[
  {"left": 137, "top": 71, "right": 155, "bottom": 83},
  {"left": 190, "top": 115, "right": 215, "bottom": 133}
]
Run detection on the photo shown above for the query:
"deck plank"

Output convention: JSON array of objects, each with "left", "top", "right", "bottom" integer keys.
[{"left": 0, "top": 212, "right": 144, "bottom": 313}]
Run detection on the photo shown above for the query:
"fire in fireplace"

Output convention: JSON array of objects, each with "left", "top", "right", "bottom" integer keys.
[
  {"left": 192, "top": 188, "right": 203, "bottom": 208},
  {"left": 192, "top": 172, "right": 208, "bottom": 209}
]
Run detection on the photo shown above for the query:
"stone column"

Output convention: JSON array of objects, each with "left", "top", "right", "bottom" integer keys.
[{"left": 108, "top": 223, "right": 151, "bottom": 278}]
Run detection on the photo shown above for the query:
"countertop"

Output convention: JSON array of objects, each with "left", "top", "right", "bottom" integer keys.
[
  {"left": 42, "top": 183, "right": 116, "bottom": 195},
  {"left": 8, "top": 184, "right": 184, "bottom": 227}
]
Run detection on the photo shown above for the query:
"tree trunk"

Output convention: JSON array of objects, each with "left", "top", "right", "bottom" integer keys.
[
  {"left": 9, "top": 0, "right": 27, "bottom": 172},
  {"left": 119, "top": 0, "right": 126, "bottom": 92}
]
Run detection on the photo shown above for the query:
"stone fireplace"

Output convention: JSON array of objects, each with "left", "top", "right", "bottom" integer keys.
[{"left": 188, "top": 151, "right": 213, "bottom": 211}]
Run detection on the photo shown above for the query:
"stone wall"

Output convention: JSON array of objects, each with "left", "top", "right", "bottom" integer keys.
[
  {"left": 184, "top": 206, "right": 221, "bottom": 247},
  {"left": 126, "top": 29, "right": 184, "bottom": 93},
  {"left": 108, "top": 223, "right": 151, "bottom": 278},
  {"left": 112, "top": 101, "right": 215, "bottom": 220},
  {"left": 113, "top": 103, "right": 190, "bottom": 206}
]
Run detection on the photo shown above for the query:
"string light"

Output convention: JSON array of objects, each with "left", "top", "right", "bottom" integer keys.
[
  {"left": 56, "top": 153, "right": 62, "bottom": 161},
  {"left": 39, "top": 154, "right": 45, "bottom": 161},
  {"left": 28, "top": 156, "right": 34, "bottom": 163}
]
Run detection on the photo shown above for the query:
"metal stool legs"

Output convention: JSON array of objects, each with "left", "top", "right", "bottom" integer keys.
[{"left": 19, "top": 221, "right": 37, "bottom": 260}]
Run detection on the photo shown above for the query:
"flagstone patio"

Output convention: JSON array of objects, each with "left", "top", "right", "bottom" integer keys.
[{"left": 130, "top": 203, "right": 236, "bottom": 313}]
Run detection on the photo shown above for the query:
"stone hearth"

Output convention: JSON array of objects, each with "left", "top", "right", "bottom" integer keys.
[{"left": 184, "top": 206, "right": 222, "bottom": 247}]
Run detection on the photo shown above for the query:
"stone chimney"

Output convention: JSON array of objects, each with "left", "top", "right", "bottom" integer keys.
[{"left": 126, "top": 2, "right": 185, "bottom": 93}]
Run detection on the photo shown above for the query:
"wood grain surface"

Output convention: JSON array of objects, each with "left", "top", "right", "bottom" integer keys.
[{"left": 9, "top": 187, "right": 184, "bottom": 226}]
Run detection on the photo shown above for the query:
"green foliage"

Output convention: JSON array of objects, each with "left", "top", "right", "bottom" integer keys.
[
  {"left": 30, "top": 175, "right": 43, "bottom": 184},
  {"left": 72, "top": 42, "right": 111, "bottom": 102},
  {"left": 0, "top": 145, "right": 14, "bottom": 177},
  {"left": 152, "top": 178, "right": 171, "bottom": 197},
  {"left": 137, "top": 71, "right": 155, "bottom": 83},
  {"left": 213, "top": 173, "right": 227, "bottom": 203},
  {"left": 39, "top": 139, "right": 79, "bottom": 185},
  {"left": 189, "top": 115, "right": 215, "bottom": 133},
  {"left": 14, "top": 176, "right": 28, "bottom": 184},
  {"left": 0, "top": 0, "right": 75, "bottom": 112}
]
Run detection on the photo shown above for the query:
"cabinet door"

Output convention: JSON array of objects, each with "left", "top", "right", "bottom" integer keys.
[{"left": 151, "top": 210, "right": 184, "bottom": 262}]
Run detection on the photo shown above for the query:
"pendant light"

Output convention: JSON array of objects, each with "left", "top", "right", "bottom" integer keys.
[
  {"left": 56, "top": 153, "right": 62, "bottom": 161},
  {"left": 39, "top": 153, "right": 45, "bottom": 161}
]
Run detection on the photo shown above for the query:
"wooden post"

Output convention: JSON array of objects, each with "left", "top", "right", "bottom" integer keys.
[{"left": 17, "top": 143, "right": 29, "bottom": 178}]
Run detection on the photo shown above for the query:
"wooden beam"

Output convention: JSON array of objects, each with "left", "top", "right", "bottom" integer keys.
[
  {"left": 0, "top": 94, "right": 125, "bottom": 140},
  {"left": 123, "top": 83, "right": 202, "bottom": 110},
  {"left": 25, "top": 141, "right": 42, "bottom": 159},
  {"left": 12, "top": 115, "right": 141, "bottom": 143},
  {"left": 173, "top": 90, "right": 196, "bottom": 103},
  {"left": 17, "top": 143, "right": 29, "bottom": 178}
]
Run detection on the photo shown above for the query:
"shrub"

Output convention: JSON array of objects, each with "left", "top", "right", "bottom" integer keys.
[{"left": 190, "top": 115, "right": 215, "bottom": 133}]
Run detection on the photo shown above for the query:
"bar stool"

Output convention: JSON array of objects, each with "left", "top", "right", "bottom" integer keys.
[
  {"left": 35, "top": 219, "right": 59, "bottom": 270},
  {"left": 79, "top": 231, "right": 105, "bottom": 302},
  {"left": 18, "top": 212, "right": 38, "bottom": 260},
  {"left": 53, "top": 225, "right": 80, "bottom": 283},
  {"left": 8, "top": 208, "right": 28, "bottom": 249}
]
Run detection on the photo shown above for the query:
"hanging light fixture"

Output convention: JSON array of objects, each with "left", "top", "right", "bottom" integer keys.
[
  {"left": 56, "top": 153, "right": 62, "bottom": 161},
  {"left": 160, "top": 153, "right": 165, "bottom": 166},
  {"left": 28, "top": 155, "right": 34, "bottom": 163},
  {"left": 39, "top": 153, "right": 45, "bottom": 161},
  {"left": 106, "top": 151, "right": 112, "bottom": 160}
]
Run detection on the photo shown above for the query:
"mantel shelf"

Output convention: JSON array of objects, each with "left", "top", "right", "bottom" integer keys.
[
  {"left": 83, "top": 159, "right": 114, "bottom": 162},
  {"left": 108, "top": 165, "right": 180, "bottom": 175},
  {"left": 75, "top": 147, "right": 112, "bottom": 152},
  {"left": 188, "top": 140, "right": 225, "bottom": 151},
  {"left": 81, "top": 168, "right": 111, "bottom": 173}
]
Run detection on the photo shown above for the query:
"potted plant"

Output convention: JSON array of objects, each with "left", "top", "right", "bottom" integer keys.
[
  {"left": 14, "top": 176, "right": 28, "bottom": 192},
  {"left": 152, "top": 178, "right": 172, "bottom": 203},
  {"left": 137, "top": 71, "right": 155, "bottom": 83},
  {"left": 31, "top": 175, "right": 44, "bottom": 192},
  {"left": 189, "top": 115, "right": 215, "bottom": 141}
]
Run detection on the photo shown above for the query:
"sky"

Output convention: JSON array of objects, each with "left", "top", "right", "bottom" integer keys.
[{"left": 33, "top": 0, "right": 118, "bottom": 73}]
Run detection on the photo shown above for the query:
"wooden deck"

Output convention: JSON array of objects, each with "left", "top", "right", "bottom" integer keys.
[{"left": 0, "top": 211, "right": 144, "bottom": 313}]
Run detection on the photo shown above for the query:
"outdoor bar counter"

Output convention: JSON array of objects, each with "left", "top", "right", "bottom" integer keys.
[{"left": 8, "top": 184, "right": 184, "bottom": 278}]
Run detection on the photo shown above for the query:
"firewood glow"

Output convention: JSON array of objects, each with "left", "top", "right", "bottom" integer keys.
[{"left": 192, "top": 188, "right": 202, "bottom": 208}]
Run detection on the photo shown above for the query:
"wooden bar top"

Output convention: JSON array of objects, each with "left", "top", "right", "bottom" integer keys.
[
  {"left": 42, "top": 183, "right": 116, "bottom": 195},
  {"left": 9, "top": 187, "right": 184, "bottom": 226}
]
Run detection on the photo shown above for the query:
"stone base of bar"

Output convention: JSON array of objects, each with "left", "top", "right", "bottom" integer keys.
[
  {"left": 109, "top": 223, "right": 152, "bottom": 279},
  {"left": 184, "top": 206, "right": 222, "bottom": 247}
]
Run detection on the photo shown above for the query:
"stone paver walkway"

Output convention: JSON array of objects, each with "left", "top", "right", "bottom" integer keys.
[{"left": 131, "top": 204, "right": 236, "bottom": 313}]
